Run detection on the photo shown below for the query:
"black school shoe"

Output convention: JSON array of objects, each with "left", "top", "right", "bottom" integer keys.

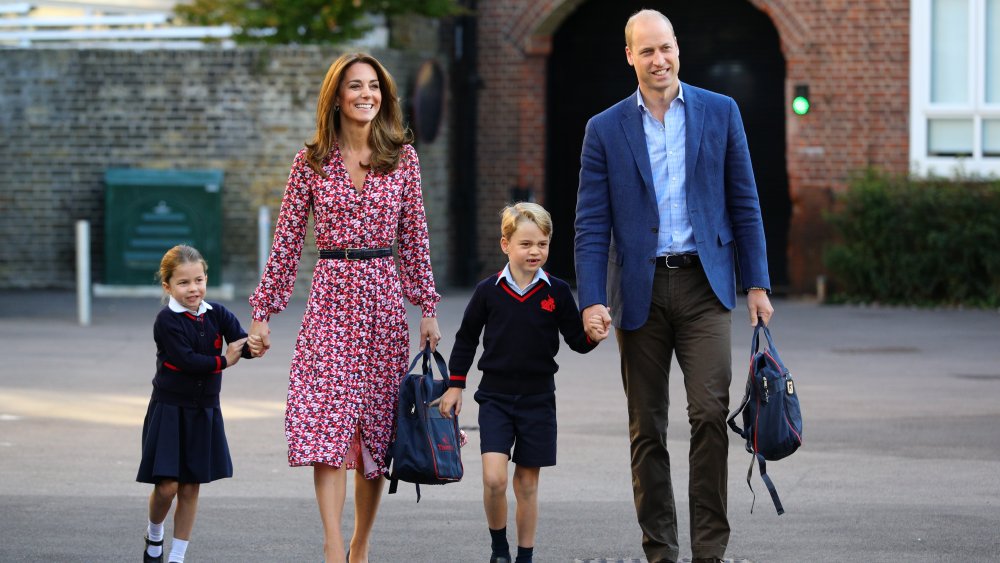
[
  {"left": 143, "top": 533, "right": 163, "bottom": 563},
  {"left": 489, "top": 555, "right": 511, "bottom": 563}
]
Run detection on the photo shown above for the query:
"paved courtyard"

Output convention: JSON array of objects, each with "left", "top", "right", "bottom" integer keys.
[{"left": 1, "top": 290, "right": 998, "bottom": 562}]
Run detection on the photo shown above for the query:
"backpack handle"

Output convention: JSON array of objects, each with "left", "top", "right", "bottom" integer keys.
[
  {"left": 404, "top": 342, "right": 450, "bottom": 383},
  {"left": 729, "top": 319, "right": 783, "bottom": 440},
  {"left": 419, "top": 341, "right": 450, "bottom": 383},
  {"left": 402, "top": 341, "right": 450, "bottom": 404},
  {"left": 751, "top": 318, "right": 785, "bottom": 369}
]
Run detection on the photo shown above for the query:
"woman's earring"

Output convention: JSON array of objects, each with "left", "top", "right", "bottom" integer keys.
[{"left": 334, "top": 104, "right": 340, "bottom": 112}]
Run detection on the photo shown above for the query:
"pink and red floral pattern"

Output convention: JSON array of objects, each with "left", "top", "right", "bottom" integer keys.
[{"left": 250, "top": 144, "right": 439, "bottom": 478}]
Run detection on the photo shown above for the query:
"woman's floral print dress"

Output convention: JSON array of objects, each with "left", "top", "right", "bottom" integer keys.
[{"left": 250, "top": 144, "right": 439, "bottom": 478}]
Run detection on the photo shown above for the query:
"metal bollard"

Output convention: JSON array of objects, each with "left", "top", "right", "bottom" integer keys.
[
  {"left": 76, "top": 220, "right": 91, "bottom": 326},
  {"left": 258, "top": 205, "right": 271, "bottom": 278}
]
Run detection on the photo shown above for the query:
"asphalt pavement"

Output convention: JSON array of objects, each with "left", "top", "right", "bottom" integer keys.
[{"left": 1, "top": 289, "right": 998, "bottom": 562}]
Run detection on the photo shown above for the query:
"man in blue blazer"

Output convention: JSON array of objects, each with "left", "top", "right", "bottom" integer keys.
[{"left": 574, "top": 9, "right": 774, "bottom": 563}]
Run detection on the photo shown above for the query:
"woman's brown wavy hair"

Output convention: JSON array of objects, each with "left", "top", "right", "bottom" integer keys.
[{"left": 305, "top": 52, "right": 413, "bottom": 176}]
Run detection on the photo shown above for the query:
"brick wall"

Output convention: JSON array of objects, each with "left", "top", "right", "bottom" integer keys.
[
  {"left": 753, "top": 0, "right": 911, "bottom": 292},
  {"left": 0, "top": 1, "right": 913, "bottom": 295},
  {"left": 474, "top": 0, "right": 910, "bottom": 293},
  {"left": 0, "top": 46, "right": 452, "bottom": 294}
]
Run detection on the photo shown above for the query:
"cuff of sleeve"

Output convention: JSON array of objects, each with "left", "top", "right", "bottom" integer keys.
[
  {"left": 745, "top": 286, "right": 770, "bottom": 294},
  {"left": 448, "top": 374, "right": 467, "bottom": 389},
  {"left": 420, "top": 304, "right": 438, "bottom": 318},
  {"left": 251, "top": 308, "right": 271, "bottom": 322},
  {"left": 218, "top": 356, "right": 227, "bottom": 370}
]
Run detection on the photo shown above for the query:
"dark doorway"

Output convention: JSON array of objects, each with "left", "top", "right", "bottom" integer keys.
[{"left": 545, "top": 0, "right": 790, "bottom": 289}]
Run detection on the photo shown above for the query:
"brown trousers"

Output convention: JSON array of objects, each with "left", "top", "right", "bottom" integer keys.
[{"left": 615, "top": 266, "right": 732, "bottom": 563}]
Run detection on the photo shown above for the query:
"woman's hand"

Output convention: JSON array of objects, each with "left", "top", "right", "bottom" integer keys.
[
  {"left": 248, "top": 319, "right": 271, "bottom": 357},
  {"left": 419, "top": 317, "right": 441, "bottom": 352}
]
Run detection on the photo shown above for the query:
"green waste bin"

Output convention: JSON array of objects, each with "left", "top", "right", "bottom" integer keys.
[{"left": 104, "top": 169, "right": 224, "bottom": 287}]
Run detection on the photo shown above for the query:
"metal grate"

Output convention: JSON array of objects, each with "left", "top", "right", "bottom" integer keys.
[{"left": 952, "top": 373, "right": 1000, "bottom": 381}]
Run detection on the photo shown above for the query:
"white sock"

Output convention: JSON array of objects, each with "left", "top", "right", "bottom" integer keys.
[
  {"left": 146, "top": 521, "right": 164, "bottom": 557},
  {"left": 167, "top": 538, "right": 188, "bottom": 563}
]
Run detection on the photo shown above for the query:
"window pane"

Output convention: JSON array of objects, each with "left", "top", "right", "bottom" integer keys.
[
  {"left": 928, "top": 118, "right": 973, "bottom": 156},
  {"left": 984, "top": 120, "right": 1000, "bottom": 155},
  {"left": 932, "top": 0, "right": 969, "bottom": 103},
  {"left": 988, "top": 0, "right": 1000, "bottom": 102}
]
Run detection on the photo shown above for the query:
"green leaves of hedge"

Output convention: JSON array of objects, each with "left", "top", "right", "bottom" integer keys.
[
  {"left": 824, "top": 170, "right": 1000, "bottom": 307},
  {"left": 174, "top": 0, "right": 461, "bottom": 45}
]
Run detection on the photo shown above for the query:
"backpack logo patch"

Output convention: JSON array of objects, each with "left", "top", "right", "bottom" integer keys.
[{"left": 437, "top": 435, "right": 454, "bottom": 452}]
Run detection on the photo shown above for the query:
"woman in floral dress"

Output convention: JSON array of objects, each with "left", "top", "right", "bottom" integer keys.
[{"left": 246, "top": 52, "right": 441, "bottom": 563}]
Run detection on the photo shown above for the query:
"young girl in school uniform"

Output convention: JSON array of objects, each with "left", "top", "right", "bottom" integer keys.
[{"left": 136, "top": 245, "right": 251, "bottom": 563}]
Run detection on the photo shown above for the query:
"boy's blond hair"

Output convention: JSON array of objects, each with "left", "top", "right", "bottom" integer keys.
[{"left": 500, "top": 202, "right": 552, "bottom": 240}]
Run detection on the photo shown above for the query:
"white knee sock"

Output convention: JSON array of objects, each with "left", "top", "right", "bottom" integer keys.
[
  {"left": 167, "top": 538, "right": 188, "bottom": 563},
  {"left": 146, "top": 521, "right": 164, "bottom": 557}
]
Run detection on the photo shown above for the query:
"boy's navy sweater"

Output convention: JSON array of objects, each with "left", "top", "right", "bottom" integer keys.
[
  {"left": 448, "top": 272, "right": 596, "bottom": 394},
  {"left": 151, "top": 301, "right": 251, "bottom": 408}
]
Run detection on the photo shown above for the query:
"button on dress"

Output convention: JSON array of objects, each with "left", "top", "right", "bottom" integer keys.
[{"left": 250, "top": 144, "right": 440, "bottom": 478}]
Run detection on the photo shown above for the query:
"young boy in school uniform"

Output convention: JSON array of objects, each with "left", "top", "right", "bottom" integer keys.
[{"left": 436, "top": 202, "right": 609, "bottom": 563}]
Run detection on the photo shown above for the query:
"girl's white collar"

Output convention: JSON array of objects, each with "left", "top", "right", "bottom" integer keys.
[{"left": 168, "top": 296, "right": 212, "bottom": 315}]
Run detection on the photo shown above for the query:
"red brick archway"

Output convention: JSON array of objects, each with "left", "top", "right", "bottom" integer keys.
[{"left": 474, "top": 0, "right": 910, "bottom": 293}]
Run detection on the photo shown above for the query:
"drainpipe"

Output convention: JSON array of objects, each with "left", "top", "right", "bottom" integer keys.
[{"left": 450, "top": 0, "right": 481, "bottom": 286}]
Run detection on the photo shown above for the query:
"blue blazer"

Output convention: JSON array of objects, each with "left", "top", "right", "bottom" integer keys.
[{"left": 574, "top": 83, "right": 770, "bottom": 330}]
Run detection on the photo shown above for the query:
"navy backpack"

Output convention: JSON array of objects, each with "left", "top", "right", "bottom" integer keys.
[
  {"left": 728, "top": 320, "right": 803, "bottom": 515},
  {"left": 385, "top": 344, "right": 463, "bottom": 501}
]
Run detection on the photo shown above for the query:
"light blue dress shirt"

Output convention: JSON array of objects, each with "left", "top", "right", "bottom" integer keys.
[
  {"left": 497, "top": 263, "right": 550, "bottom": 295},
  {"left": 637, "top": 85, "right": 696, "bottom": 255}
]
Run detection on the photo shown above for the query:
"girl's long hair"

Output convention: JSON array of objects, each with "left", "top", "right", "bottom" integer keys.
[{"left": 305, "top": 52, "right": 413, "bottom": 176}]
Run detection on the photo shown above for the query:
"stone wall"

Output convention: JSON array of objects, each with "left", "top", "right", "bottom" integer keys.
[{"left": 0, "top": 46, "right": 453, "bottom": 294}]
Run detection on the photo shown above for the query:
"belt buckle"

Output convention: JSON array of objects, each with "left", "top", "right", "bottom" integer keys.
[
  {"left": 344, "top": 248, "right": 356, "bottom": 261},
  {"left": 664, "top": 255, "right": 680, "bottom": 269}
]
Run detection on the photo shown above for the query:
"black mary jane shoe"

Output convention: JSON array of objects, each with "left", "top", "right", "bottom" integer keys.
[{"left": 143, "top": 533, "right": 164, "bottom": 563}]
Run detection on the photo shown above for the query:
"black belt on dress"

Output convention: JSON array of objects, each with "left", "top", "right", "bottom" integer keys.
[
  {"left": 656, "top": 253, "right": 700, "bottom": 269},
  {"left": 318, "top": 247, "right": 392, "bottom": 260}
]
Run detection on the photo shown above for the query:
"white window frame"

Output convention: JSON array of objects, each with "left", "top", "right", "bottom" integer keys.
[{"left": 911, "top": 0, "right": 1000, "bottom": 176}]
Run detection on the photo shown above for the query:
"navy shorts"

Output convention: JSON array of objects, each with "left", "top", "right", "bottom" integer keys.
[{"left": 474, "top": 389, "right": 557, "bottom": 467}]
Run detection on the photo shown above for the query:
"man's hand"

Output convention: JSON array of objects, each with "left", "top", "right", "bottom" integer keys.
[
  {"left": 747, "top": 289, "right": 774, "bottom": 326},
  {"left": 582, "top": 304, "right": 612, "bottom": 341},
  {"left": 586, "top": 312, "right": 610, "bottom": 342}
]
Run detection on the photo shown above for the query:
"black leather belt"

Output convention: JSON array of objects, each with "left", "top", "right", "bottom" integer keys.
[
  {"left": 656, "top": 254, "right": 700, "bottom": 269},
  {"left": 318, "top": 247, "right": 392, "bottom": 260}
]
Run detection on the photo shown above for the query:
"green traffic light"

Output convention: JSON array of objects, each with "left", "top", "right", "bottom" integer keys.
[{"left": 792, "top": 95, "right": 810, "bottom": 115}]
